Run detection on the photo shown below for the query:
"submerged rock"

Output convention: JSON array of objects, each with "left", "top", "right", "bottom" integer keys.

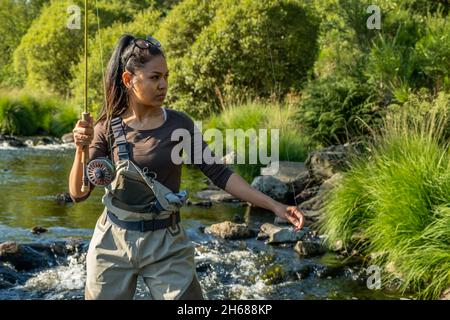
[
  {"left": 294, "top": 238, "right": 327, "bottom": 258},
  {"left": 205, "top": 221, "right": 256, "bottom": 240},
  {"left": 0, "top": 265, "right": 28, "bottom": 289},
  {"left": 56, "top": 192, "right": 73, "bottom": 205}
]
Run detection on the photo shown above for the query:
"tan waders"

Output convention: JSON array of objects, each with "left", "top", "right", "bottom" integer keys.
[{"left": 85, "top": 117, "right": 203, "bottom": 300}]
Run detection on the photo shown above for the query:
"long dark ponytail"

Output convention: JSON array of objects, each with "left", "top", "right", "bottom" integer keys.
[{"left": 95, "top": 33, "right": 165, "bottom": 135}]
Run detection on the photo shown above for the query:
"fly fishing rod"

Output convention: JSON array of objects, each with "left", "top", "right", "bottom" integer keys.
[{"left": 81, "top": 0, "right": 90, "bottom": 192}]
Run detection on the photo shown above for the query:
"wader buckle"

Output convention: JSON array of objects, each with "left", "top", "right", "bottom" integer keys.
[{"left": 168, "top": 211, "right": 181, "bottom": 236}]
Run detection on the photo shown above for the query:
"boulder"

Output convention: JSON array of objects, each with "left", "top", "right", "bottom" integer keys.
[
  {"left": 305, "top": 144, "right": 361, "bottom": 182},
  {"left": 250, "top": 175, "right": 289, "bottom": 203},
  {"left": 261, "top": 161, "right": 317, "bottom": 197},
  {"left": 204, "top": 221, "right": 256, "bottom": 240},
  {"left": 61, "top": 133, "right": 74, "bottom": 143},
  {"left": 259, "top": 223, "right": 306, "bottom": 244}
]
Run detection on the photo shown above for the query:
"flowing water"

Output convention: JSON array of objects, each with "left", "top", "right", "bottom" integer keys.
[{"left": 0, "top": 145, "right": 412, "bottom": 300}]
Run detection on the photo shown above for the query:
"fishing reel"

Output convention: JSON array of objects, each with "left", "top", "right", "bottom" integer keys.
[{"left": 86, "top": 157, "right": 116, "bottom": 186}]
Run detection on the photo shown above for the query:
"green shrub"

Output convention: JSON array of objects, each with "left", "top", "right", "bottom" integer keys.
[
  {"left": 321, "top": 93, "right": 450, "bottom": 299},
  {"left": 0, "top": 97, "right": 36, "bottom": 135},
  {"left": 173, "top": 0, "right": 319, "bottom": 118},
  {"left": 0, "top": 92, "right": 78, "bottom": 136},
  {"left": 297, "top": 74, "right": 380, "bottom": 145}
]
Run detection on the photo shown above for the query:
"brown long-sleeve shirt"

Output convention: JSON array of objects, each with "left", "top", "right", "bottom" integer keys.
[{"left": 71, "top": 107, "right": 234, "bottom": 202}]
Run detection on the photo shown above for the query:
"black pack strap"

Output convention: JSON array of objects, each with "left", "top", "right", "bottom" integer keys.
[
  {"left": 106, "top": 210, "right": 180, "bottom": 232},
  {"left": 110, "top": 117, "right": 129, "bottom": 160}
]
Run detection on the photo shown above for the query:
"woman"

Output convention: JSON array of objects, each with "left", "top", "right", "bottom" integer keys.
[{"left": 69, "top": 34, "right": 304, "bottom": 300}]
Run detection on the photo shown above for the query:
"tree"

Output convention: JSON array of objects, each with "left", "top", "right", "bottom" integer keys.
[{"left": 0, "top": 0, "right": 50, "bottom": 86}]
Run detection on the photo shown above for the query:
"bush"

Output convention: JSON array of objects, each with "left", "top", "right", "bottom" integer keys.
[
  {"left": 172, "top": 0, "right": 319, "bottom": 118},
  {"left": 297, "top": 73, "right": 380, "bottom": 145},
  {"left": 13, "top": 0, "right": 155, "bottom": 97},
  {"left": 0, "top": 93, "right": 78, "bottom": 136},
  {"left": 0, "top": 97, "right": 36, "bottom": 135},
  {"left": 320, "top": 93, "right": 450, "bottom": 299}
]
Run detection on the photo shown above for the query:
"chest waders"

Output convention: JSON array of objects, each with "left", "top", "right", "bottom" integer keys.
[
  {"left": 84, "top": 117, "right": 202, "bottom": 300},
  {"left": 100, "top": 116, "right": 188, "bottom": 232}
]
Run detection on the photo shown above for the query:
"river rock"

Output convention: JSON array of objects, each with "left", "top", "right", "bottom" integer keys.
[
  {"left": 0, "top": 135, "right": 26, "bottom": 147},
  {"left": 294, "top": 239, "right": 327, "bottom": 257},
  {"left": 440, "top": 287, "right": 450, "bottom": 300},
  {"left": 306, "top": 144, "right": 357, "bottom": 182},
  {"left": 61, "top": 133, "right": 74, "bottom": 143},
  {"left": 56, "top": 192, "right": 73, "bottom": 205},
  {"left": 295, "top": 185, "right": 320, "bottom": 203},
  {"left": 0, "top": 241, "right": 57, "bottom": 271},
  {"left": 196, "top": 190, "right": 241, "bottom": 203},
  {"left": 250, "top": 176, "right": 289, "bottom": 203},
  {"left": 298, "top": 194, "right": 324, "bottom": 211},
  {"left": 320, "top": 173, "right": 344, "bottom": 192},
  {"left": 0, "top": 265, "right": 27, "bottom": 289},
  {"left": 204, "top": 221, "right": 256, "bottom": 240},
  {"left": 259, "top": 223, "right": 306, "bottom": 244},
  {"left": 273, "top": 216, "right": 291, "bottom": 226},
  {"left": 300, "top": 210, "right": 322, "bottom": 223},
  {"left": 260, "top": 161, "right": 310, "bottom": 192},
  {"left": 31, "top": 226, "right": 48, "bottom": 235}
]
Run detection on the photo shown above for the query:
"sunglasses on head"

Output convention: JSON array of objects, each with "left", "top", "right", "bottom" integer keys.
[
  {"left": 133, "top": 35, "right": 163, "bottom": 50},
  {"left": 124, "top": 35, "right": 164, "bottom": 69}
]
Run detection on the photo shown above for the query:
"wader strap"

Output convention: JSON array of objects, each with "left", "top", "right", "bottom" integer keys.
[
  {"left": 106, "top": 210, "right": 180, "bottom": 232},
  {"left": 111, "top": 117, "right": 129, "bottom": 160}
]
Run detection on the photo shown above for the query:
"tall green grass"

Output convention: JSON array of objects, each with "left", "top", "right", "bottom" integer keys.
[
  {"left": 0, "top": 90, "right": 78, "bottom": 137},
  {"left": 320, "top": 93, "right": 450, "bottom": 299},
  {"left": 204, "top": 100, "right": 314, "bottom": 182}
]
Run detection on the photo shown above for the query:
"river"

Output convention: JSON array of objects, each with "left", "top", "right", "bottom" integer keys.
[{"left": 0, "top": 144, "right": 411, "bottom": 300}]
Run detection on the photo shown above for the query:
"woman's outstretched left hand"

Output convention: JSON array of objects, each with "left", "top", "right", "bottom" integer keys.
[{"left": 273, "top": 204, "right": 305, "bottom": 232}]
